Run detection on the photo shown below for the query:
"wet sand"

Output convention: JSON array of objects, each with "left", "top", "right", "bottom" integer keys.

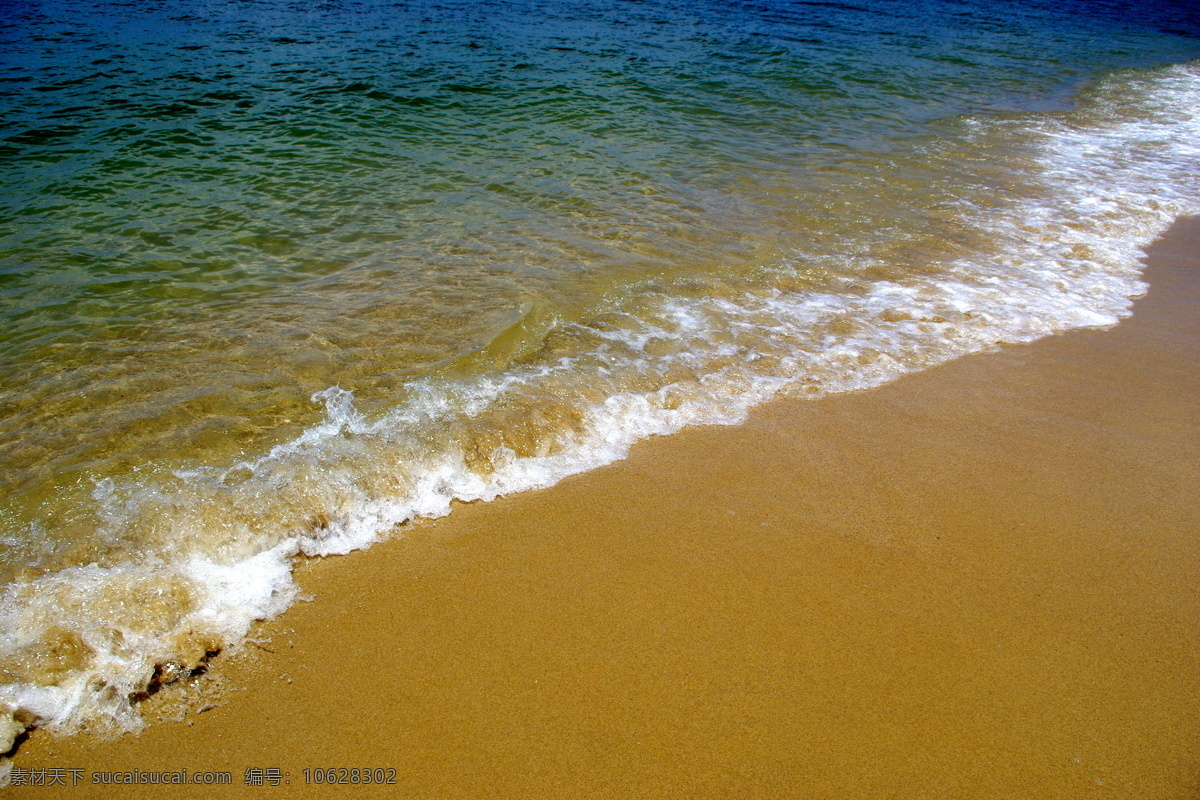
[{"left": 9, "top": 217, "right": 1200, "bottom": 798}]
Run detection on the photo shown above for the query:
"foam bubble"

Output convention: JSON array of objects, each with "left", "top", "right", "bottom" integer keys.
[{"left": 0, "top": 541, "right": 297, "bottom": 737}]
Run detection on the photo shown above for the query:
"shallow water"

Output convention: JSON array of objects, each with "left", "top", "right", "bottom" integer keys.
[{"left": 1, "top": 0, "right": 1199, "bottom": 738}]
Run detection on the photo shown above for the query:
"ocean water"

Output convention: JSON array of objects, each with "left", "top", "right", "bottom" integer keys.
[{"left": 1, "top": 0, "right": 1199, "bottom": 744}]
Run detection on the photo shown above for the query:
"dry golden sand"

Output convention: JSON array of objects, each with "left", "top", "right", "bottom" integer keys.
[{"left": 9, "top": 218, "right": 1200, "bottom": 798}]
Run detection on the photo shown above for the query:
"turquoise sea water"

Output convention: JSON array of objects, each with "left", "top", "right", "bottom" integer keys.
[{"left": 1, "top": 0, "right": 1199, "bottom": 743}]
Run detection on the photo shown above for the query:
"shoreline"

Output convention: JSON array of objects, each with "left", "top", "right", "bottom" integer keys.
[{"left": 7, "top": 216, "right": 1200, "bottom": 797}]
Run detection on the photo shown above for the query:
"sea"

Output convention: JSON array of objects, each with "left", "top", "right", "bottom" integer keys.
[{"left": 1, "top": 0, "right": 1198, "bottom": 743}]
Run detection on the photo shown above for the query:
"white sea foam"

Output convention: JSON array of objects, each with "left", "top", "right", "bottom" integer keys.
[
  {"left": 0, "top": 541, "right": 297, "bottom": 739},
  {"left": 1, "top": 61, "right": 1198, "bottom": 743}
]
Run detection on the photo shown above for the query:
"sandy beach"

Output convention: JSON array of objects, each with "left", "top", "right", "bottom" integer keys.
[{"left": 7, "top": 216, "right": 1199, "bottom": 798}]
